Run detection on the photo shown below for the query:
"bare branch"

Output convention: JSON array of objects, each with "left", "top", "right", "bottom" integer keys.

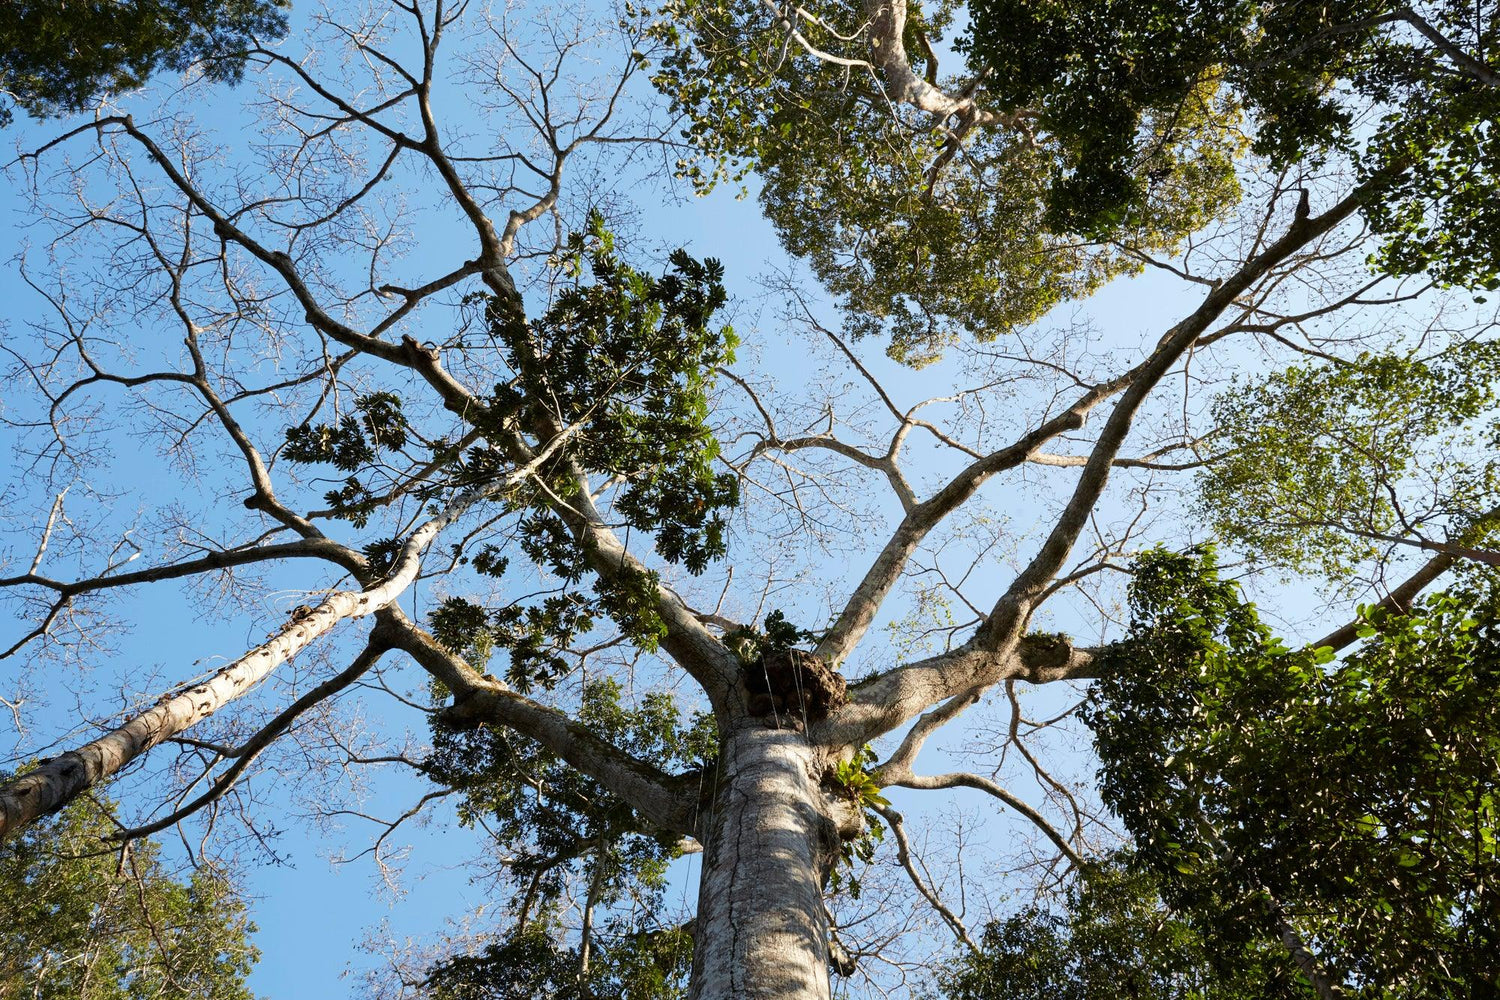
[{"left": 870, "top": 802, "right": 980, "bottom": 952}]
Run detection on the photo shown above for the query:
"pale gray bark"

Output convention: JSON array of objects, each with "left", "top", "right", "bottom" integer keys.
[
  {"left": 1266, "top": 892, "right": 1345, "bottom": 1000},
  {"left": 861, "top": 0, "right": 994, "bottom": 121},
  {"left": 0, "top": 450, "right": 567, "bottom": 841},
  {"left": 0, "top": 558, "right": 415, "bottom": 840},
  {"left": 689, "top": 726, "right": 847, "bottom": 1000}
]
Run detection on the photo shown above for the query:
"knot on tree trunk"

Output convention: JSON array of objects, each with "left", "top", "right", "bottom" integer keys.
[
  {"left": 1017, "top": 631, "right": 1078, "bottom": 681},
  {"left": 744, "top": 648, "right": 847, "bottom": 725},
  {"left": 434, "top": 681, "right": 503, "bottom": 730}
]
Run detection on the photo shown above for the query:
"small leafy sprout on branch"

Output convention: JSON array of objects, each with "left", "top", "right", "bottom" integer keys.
[
  {"left": 826, "top": 745, "right": 889, "bottom": 900},
  {"left": 831, "top": 744, "right": 890, "bottom": 811}
]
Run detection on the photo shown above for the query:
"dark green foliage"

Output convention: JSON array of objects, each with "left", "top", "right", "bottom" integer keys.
[
  {"left": 423, "top": 681, "right": 711, "bottom": 998},
  {"left": 1085, "top": 548, "right": 1500, "bottom": 995},
  {"left": 285, "top": 415, "right": 378, "bottom": 472},
  {"left": 282, "top": 393, "right": 413, "bottom": 526},
  {"left": 961, "top": 0, "right": 1500, "bottom": 289},
  {"left": 489, "top": 217, "right": 739, "bottom": 575},
  {"left": 411, "top": 222, "right": 743, "bottom": 672},
  {"left": 423, "top": 922, "right": 692, "bottom": 1000},
  {"left": 592, "top": 567, "right": 672, "bottom": 652},
  {"left": 723, "top": 609, "right": 825, "bottom": 662},
  {"left": 0, "top": 0, "right": 288, "bottom": 125},
  {"left": 286, "top": 226, "right": 738, "bottom": 671},
  {"left": 1368, "top": 112, "right": 1500, "bottom": 291},
  {"left": 761, "top": 609, "right": 819, "bottom": 650},
  {"left": 361, "top": 536, "right": 404, "bottom": 575},
  {"left": 321, "top": 477, "right": 378, "bottom": 528},
  {"left": 284, "top": 392, "right": 410, "bottom": 472},
  {"left": 959, "top": 0, "right": 1353, "bottom": 235},
  {"left": 430, "top": 593, "right": 597, "bottom": 691},
  {"left": 425, "top": 926, "right": 583, "bottom": 1000},
  {"left": 470, "top": 544, "right": 510, "bottom": 579},
  {"left": 1199, "top": 343, "right": 1500, "bottom": 577},
  {"left": 0, "top": 791, "right": 260, "bottom": 1000},
  {"left": 937, "top": 856, "right": 1309, "bottom": 1000}
]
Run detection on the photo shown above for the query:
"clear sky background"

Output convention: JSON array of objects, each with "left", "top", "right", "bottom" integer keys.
[{"left": 0, "top": 3, "right": 1384, "bottom": 996}]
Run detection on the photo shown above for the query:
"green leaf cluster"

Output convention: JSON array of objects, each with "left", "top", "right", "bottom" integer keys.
[
  {"left": 414, "top": 224, "right": 743, "bottom": 675},
  {"left": 488, "top": 217, "right": 739, "bottom": 575},
  {"left": 422, "top": 681, "right": 714, "bottom": 997},
  {"left": 1086, "top": 547, "right": 1500, "bottom": 995},
  {"left": 723, "top": 609, "right": 825, "bottom": 663},
  {"left": 426, "top": 679, "right": 716, "bottom": 889},
  {"left": 283, "top": 392, "right": 413, "bottom": 527},
  {"left": 960, "top": 1, "right": 1263, "bottom": 239},
  {"left": 430, "top": 593, "right": 598, "bottom": 692},
  {"left": 423, "top": 921, "right": 692, "bottom": 1000},
  {"left": 824, "top": 745, "right": 887, "bottom": 900},
  {"left": 284, "top": 391, "right": 410, "bottom": 471},
  {"left": 0, "top": 790, "right": 260, "bottom": 1000},
  {"left": 831, "top": 744, "right": 890, "bottom": 811},
  {"left": 936, "top": 855, "right": 1309, "bottom": 1000}
]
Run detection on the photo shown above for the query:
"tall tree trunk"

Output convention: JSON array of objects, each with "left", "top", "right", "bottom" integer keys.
[{"left": 689, "top": 723, "right": 845, "bottom": 1000}]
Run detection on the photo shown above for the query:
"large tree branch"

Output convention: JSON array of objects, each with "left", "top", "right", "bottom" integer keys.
[
  {"left": 814, "top": 373, "right": 1135, "bottom": 666},
  {"left": 0, "top": 539, "right": 361, "bottom": 596},
  {"left": 378, "top": 606, "right": 700, "bottom": 836},
  {"left": 1264, "top": 891, "right": 1346, "bottom": 1000},
  {"left": 0, "top": 440, "right": 570, "bottom": 841},
  {"left": 876, "top": 770, "right": 1081, "bottom": 868},
  {"left": 988, "top": 185, "right": 1380, "bottom": 625},
  {"left": 31, "top": 99, "right": 736, "bottom": 707},
  {"left": 822, "top": 174, "right": 1396, "bottom": 750},
  {"left": 107, "top": 635, "right": 394, "bottom": 842},
  {"left": 0, "top": 558, "right": 394, "bottom": 841},
  {"left": 861, "top": 0, "right": 1001, "bottom": 125},
  {"left": 817, "top": 637, "right": 1099, "bottom": 749},
  {"left": 1313, "top": 550, "right": 1457, "bottom": 652},
  {"left": 1399, "top": 7, "right": 1500, "bottom": 88}
]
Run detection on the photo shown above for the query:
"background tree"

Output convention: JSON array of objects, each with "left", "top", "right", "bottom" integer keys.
[
  {"left": 936, "top": 856, "right": 1312, "bottom": 1000},
  {"left": 653, "top": 0, "right": 1500, "bottom": 357},
  {"left": 0, "top": 1, "right": 1497, "bottom": 998},
  {"left": 1086, "top": 550, "right": 1500, "bottom": 997},
  {"left": 0, "top": 0, "right": 289, "bottom": 127},
  {"left": 0, "top": 790, "right": 259, "bottom": 1000}
]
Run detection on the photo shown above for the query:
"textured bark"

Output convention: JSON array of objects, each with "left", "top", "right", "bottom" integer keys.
[
  {"left": 0, "top": 427, "right": 582, "bottom": 842},
  {"left": 0, "top": 579, "right": 398, "bottom": 840},
  {"left": 0, "top": 490, "right": 468, "bottom": 842},
  {"left": 861, "top": 0, "right": 997, "bottom": 123},
  {"left": 689, "top": 725, "right": 843, "bottom": 1000}
]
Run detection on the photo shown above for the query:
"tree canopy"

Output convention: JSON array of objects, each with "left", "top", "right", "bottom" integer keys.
[
  {"left": 0, "top": 791, "right": 259, "bottom": 1000},
  {"left": 0, "top": 0, "right": 289, "bottom": 126},
  {"left": 654, "top": 0, "right": 1500, "bottom": 362},
  {"left": 937, "top": 856, "right": 1313, "bottom": 1000},
  {"left": 1088, "top": 549, "right": 1500, "bottom": 996}
]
